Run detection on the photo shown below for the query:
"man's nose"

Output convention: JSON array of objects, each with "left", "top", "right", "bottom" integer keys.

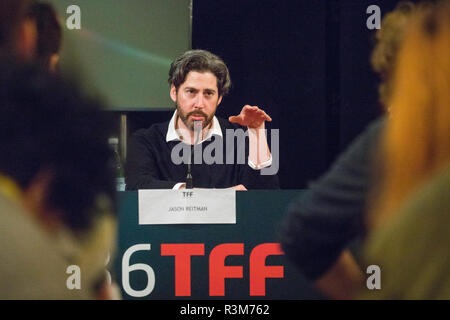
[{"left": 194, "top": 93, "right": 204, "bottom": 109}]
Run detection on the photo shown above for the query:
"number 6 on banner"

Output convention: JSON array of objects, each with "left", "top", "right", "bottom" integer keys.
[{"left": 122, "top": 244, "right": 155, "bottom": 297}]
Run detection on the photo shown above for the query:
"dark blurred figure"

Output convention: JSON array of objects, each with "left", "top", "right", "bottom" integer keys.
[
  {"left": 362, "top": 0, "right": 450, "bottom": 299},
  {"left": 32, "top": 1, "right": 62, "bottom": 72},
  {"left": 0, "top": 0, "right": 37, "bottom": 61},
  {"left": 280, "top": 1, "right": 422, "bottom": 299},
  {"left": 0, "top": 62, "right": 118, "bottom": 299}
]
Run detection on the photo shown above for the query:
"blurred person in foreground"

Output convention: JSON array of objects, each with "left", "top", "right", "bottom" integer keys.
[
  {"left": 280, "top": 1, "right": 424, "bottom": 299},
  {"left": 0, "top": 62, "right": 118, "bottom": 299},
  {"left": 361, "top": 0, "right": 450, "bottom": 299},
  {"left": 0, "top": 0, "right": 37, "bottom": 62},
  {"left": 32, "top": 1, "right": 62, "bottom": 72}
]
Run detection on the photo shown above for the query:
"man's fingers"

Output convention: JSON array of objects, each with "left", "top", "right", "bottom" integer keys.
[
  {"left": 242, "top": 105, "right": 258, "bottom": 114},
  {"left": 228, "top": 115, "right": 242, "bottom": 123},
  {"left": 233, "top": 105, "right": 272, "bottom": 125},
  {"left": 253, "top": 109, "right": 272, "bottom": 122},
  {"left": 230, "top": 184, "right": 247, "bottom": 191},
  {"left": 258, "top": 109, "right": 272, "bottom": 122},
  {"left": 262, "top": 112, "right": 272, "bottom": 122},
  {"left": 244, "top": 106, "right": 271, "bottom": 120}
]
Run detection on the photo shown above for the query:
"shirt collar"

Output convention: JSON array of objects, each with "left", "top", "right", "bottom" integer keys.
[{"left": 166, "top": 110, "right": 222, "bottom": 143}]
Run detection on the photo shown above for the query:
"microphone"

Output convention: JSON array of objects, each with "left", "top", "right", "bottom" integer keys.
[
  {"left": 186, "top": 120, "right": 202, "bottom": 189},
  {"left": 186, "top": 162, "right": 193, "bottom": 189}
]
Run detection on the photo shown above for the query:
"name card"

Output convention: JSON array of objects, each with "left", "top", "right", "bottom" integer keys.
[{"left": 138, "top": 189, "right": 236, "bottom": 225}]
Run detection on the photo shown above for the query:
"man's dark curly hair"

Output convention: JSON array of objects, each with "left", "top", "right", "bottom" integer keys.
[
  {"left": 0, "top": 61, "right": 117, "bottom": 233},
  {"left": 168, "top": 49, "right": 232, "bottom": 97}
]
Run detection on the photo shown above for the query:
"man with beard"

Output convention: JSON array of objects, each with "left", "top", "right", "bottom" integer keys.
[{"left": 126, "top": 50, "right": 279, "bottom": 190}]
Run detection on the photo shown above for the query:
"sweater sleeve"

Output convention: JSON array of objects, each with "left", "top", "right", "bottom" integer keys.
[
  {"left": 280, "top": 118, "right": 384, "bottom": 280},
  {"left": 125, "top": 129, "right": 180, "bottom": 190}
]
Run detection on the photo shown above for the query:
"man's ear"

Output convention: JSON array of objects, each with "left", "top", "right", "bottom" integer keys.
[
  {"left": 170, "top": 85, "right": 177, "bottom": 103},
  {"left": 218, "top": 95, "right": 223, "bottom": 106}
]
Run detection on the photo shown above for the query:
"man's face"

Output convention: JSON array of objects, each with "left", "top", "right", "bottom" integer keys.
[{"left": 170, "top": 71, "right": 223, "bottom": 131}]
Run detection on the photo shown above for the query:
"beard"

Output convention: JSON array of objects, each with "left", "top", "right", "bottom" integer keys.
[{"left": 176, "top": 103, "right": 215, "bottom": 131}]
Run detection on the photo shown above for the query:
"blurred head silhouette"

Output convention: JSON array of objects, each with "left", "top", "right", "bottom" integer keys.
[
  {"left": 370, "top": 1, "right": 431, "bottom": 108},
  {"left": 371, "top": 0, "right": 450, "bottom": 227},
  {"left": 0, "top": 0, "right": 37, "bottom": 62},
  {"left": 0, "top": 61, "right": 117, "bottom": 234}
]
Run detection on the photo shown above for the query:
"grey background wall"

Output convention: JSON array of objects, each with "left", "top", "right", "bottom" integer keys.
[{"left": 49, "top": 0, "right": 191, "bottom": 110}]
